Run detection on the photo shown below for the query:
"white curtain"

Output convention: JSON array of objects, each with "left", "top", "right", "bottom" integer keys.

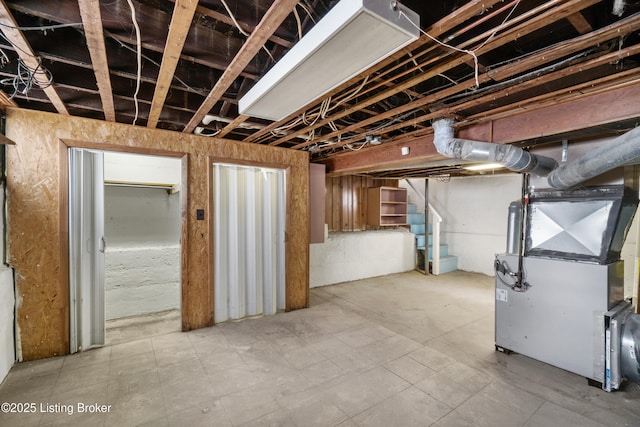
[{"left": 213, "top": 163, "right": 286, "bottom": 323}]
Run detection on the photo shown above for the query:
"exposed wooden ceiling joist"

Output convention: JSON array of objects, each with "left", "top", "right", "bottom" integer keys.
[
  {"left": 183, "top": 0, "right": 300, "bottom": 133},
  {"left": 194, "top": 4, "right": 293, "bottom": 48},
  {"left": 285, "top": 0, "right": 602, "bottom": 152},
  {"left": 328, "top": 15, "right": 640, "bottom": 148},
  {"left": 321, "top": 80, "right": 640, "bottom": 176},
  {"left": 241, "top": 0, "right": 507, "bottom": 144},
  {"left": 78, "top": 0, "right": 115, "bottom": 121},
  {"left": 147, "top": 0, "right": 199, "bottom": 128},
  {"left": 567, "top": 12, "right": 594, "bottom": 34},
  {"left": 2, "top": 0, "right": 640, "bottom": 177},
  {"left": 0, "top": 0, "right": 68, "bottom": 114}
]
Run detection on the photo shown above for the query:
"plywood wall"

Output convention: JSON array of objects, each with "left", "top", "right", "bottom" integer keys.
[
  {"left": 5, "top": 108, "right": 309, "bottom": 361},
  {"left": 325, "top": 176, "right": 397, "bottom": 232}
]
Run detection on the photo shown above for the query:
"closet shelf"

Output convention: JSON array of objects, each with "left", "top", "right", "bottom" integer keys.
[{"left": 104, "top": 180, "right": 179, "bottom": 194}]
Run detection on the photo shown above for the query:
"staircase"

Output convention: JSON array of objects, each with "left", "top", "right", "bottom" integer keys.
[{"left": 407, "top": 203, "right": 458, "bottom": 275}]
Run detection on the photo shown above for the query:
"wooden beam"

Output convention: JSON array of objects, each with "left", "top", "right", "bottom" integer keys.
[
  {"left": 195, "top": 4, "right": 293, "bottom": 48},
  {"left": 303, "top": 1, "right": 635, "bottom": 153},
  {"left": 0, "top": 89, "right": 16, "bottom": 109},
  {"left": 272, "top": 0, "right": 600, "bottom": 149},
  {"left": 567, "top": 12, "right": 593, "bottom": 34},
  {"left": 0, "top": 0, "right": 68, "bottom": 115},
  {"left": 365, "top": 43, "right": 640, "bottom": 141},
  {"left": 78, "top": 0, "right": 115, "bottom": 121},
  {"left": 147, "top": 0, "right": 199, "bottom": 128},
  {"left": 9, "top": 0, "right": 261, "bottom": 79},
  {"left": 321, "top": 81, "right": 640, "bottom": 175},
  {"left": 183, "top": 0, "right": 299, "bottom": 133},
  {"left": 243, "top": 0, "right": 506, "bottom": 143},
  {"left": 217, "top": 114, "right": 249, "bottom": 138}
]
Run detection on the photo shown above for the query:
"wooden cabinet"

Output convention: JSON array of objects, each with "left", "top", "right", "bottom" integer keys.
[{"left": 367, "top": 186, "right": 407, "bottom": 226}]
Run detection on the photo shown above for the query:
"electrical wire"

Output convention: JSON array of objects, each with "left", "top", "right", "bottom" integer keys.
[
  {"left": 397, "top": 1, "right": 521, "bottom": 89},
  {"left": 0, "top": 30, "right": 38, "bottom": 60},
  {"left": 105, "top": 32, "right": 208, "bottom": 96},
  {"left": 0, "top": 57, "right": 53, "bottom": 99},
  {"left": 219, "top": 0, "right": 276, "bottom": 63},
  {"left": 475, "top": 0, "right": 521, "bottom": 51},
  {"left": 125, "top": 0, "right": 142, "bottom": 125},
  {"left": 292, "top": 7, "right": 303, "bottom": 40},
  {"left": 0, "top": 22, "right": 84, "bottom": 31},
  {"left": 495, "top": 259, "right": 530, "bottom": 292},
  {"left": 219, "top": 0, "right": 249, "bottom": 37},
  {"left": 399, "top": 9, "right": 479, "bottom": 88},
  {"left": 296, "top": 2, "right": 316, "bottom": 24}
]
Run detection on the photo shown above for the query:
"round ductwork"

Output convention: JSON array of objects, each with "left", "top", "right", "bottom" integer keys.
[{"left": 621, "top": 313, "right": 640, "bottom": 384}]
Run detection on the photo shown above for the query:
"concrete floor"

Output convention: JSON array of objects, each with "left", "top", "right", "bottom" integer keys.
[
  {"left": 106, "top": 309, "right": 182, "bottom": 346},
  {"left": 1, "top": 270, "right": 639, "bottom": 426}
]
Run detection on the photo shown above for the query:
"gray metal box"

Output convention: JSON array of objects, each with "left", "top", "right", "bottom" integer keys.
[{"left": 495, "top": 254, "right": 624, "bottom": 381}]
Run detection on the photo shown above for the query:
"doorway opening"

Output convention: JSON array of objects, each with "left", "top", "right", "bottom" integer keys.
[{"left": 69, "top": 148, "right": 183, "bottom": 352}]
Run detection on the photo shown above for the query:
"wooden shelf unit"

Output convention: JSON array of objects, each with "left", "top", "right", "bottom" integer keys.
[{"left": 367, "top": 186, "right": 408, "bottom": 226}]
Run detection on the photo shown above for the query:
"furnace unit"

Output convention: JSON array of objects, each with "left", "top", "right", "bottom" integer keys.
[
  {"left": 495, "top": 181, "right": 640, "bottom": 391},
  {"left": 428, "top": 118, "right": 640, "bottom": 390}
]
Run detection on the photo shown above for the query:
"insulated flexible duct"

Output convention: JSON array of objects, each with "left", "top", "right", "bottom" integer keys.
[
  {"left": 546, "top": 126, "right": 640, "bottom": 190},
  {"left": 432, "top": 119, "right": 558, "bottom": 177}
]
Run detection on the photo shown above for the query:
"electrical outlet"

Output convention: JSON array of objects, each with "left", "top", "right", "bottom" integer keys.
[{"left": 196, "top": 209, "right": 205, "bottom": 220}]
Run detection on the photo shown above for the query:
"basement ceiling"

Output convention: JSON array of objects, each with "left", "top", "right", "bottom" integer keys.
[{"left": 0, "top": 0, "right": 639, "bottom": 177}]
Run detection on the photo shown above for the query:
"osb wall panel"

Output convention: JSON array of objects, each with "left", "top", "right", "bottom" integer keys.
[
  {"left": 6, "top": 108, "right": 309, "bottom": 361},
  {"left": 325, "top": 176, "right": 397, "bottom": 232}
]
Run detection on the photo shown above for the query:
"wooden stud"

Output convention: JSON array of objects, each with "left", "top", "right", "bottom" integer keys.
[{"left": 78, "top": 0, "right": 116, "bottom": 122}]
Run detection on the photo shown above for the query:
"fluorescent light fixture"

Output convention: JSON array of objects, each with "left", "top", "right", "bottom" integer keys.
[
  {"left": 238, "top": 0, "right": 420, "bottom": 121},
  {"left": 463, "top": 163, "right": 506, "bottom": 171}
]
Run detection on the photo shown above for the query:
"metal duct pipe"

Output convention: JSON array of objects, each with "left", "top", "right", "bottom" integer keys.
[
  {"left": 432, "top": 119, "right": 558, "bottom": 176},
  {"left": 621, "top": 313, "right": 640, "bottom": 384},
  {"left": 547, "top": 126, "right": 640, "bottom": 190}
]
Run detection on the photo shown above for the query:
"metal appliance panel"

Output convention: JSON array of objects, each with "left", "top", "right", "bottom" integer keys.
[
  {"left": 524, "top": 186, "right": 637, "bottom": 264},
  {"left": 495, "top": 254, "right": 624, "bottom": 380}
]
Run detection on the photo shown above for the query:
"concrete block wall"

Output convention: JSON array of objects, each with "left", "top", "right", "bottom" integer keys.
[
  {"left": 105, "top": 246, "right": 181, "bottom": 320},
  {"left": 310, "top": 229, "right": 415, "bottom": 287},
  {"left": 104, "top": 155, "right": 182, "bottom": 320}
]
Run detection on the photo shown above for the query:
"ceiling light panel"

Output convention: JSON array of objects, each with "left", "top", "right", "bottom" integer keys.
[{"left": 238, "top": 0, "right": 420, "bottom": 121}]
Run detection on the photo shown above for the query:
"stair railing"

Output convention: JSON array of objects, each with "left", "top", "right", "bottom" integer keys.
[
  {"left": 429, "top": 204, "right": 442, "bottom": 275},
  {"left": 404, "top": 179, "right": 443, "bottom": 275}
]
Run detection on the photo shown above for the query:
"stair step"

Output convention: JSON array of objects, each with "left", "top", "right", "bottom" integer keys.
[
  {"left": 410, "top": 223, "right": 425, "bottom": 235},
  {"left": 416, "top": 243, "right": 449, "bottom": 257},
  {"left": 415, "top": 234, "right": 433, "bottom": 248},
  {"left": 429, "top": 255, "right": 458, "bottom": 274},
  {"left": 407, "top": 212, "right": 424, "bottom": 225},
  {"left": 407, "top": 204, "right": 418, "bottom": 214}
]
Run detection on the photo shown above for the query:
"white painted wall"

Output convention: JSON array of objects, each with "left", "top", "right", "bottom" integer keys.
[
  {"left": 104, "top": 154, "right": 182, "bottom": 320},
  {"left": 621, "top": 211, "right": 639, "bottom": 302},
  {"left": 0, "top": 184, "right": 15, "bottom": 383},
  {"left": 402, "top": 174, "right": 522, "bottom": 276},
  {"left": 402, "top": 172, "right": 640, "bottom": 296},
  {"left": 310, "top": 229, "right": 415, "bottom": 287},
  {"left": 105, "top": 245, "right": 181, "bottom": 320},
  {"left": 104, "top": 152, "right": 181, "bottom": 190}
]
